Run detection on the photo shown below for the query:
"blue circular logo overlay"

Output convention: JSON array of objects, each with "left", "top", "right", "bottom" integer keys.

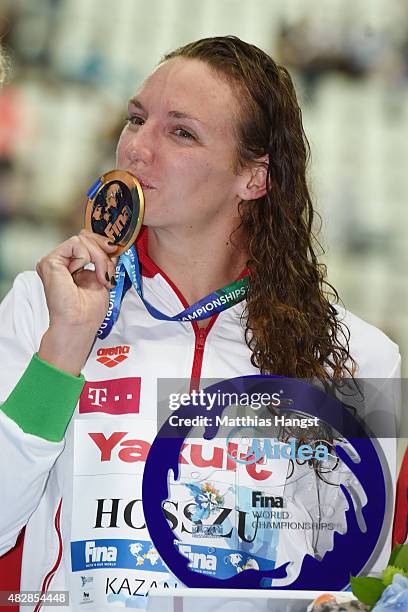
[{"left": 142, "top": 375, "right": 389, "bottom": 590}]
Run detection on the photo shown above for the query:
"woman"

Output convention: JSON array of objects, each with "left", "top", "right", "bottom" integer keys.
[{"left": 0, "top": 36, "right": 400, "bottom": 609}]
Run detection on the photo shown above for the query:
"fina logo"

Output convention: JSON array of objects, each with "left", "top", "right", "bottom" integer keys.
[
  {"left": 85, "top": 541, "right": 117, "bottom": 564},
  {"left": 252, "top": 491, "right": 284, "bottom": 508},
  {"left": 179, "top": 544, "right": 217, "bottom": 572}
]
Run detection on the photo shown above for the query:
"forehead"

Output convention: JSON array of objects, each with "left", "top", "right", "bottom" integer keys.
[{"left": 135, "top": 58, "right": 238, "bottom": 129}]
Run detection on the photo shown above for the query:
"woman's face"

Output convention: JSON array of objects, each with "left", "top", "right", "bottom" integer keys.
[{"left": 116, "top": 57, "right": 248, "bottom": 232}]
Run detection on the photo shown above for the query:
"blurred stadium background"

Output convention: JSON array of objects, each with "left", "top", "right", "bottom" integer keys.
[{"left": 0, "top": 0, "right": 407, "bottom": 462}]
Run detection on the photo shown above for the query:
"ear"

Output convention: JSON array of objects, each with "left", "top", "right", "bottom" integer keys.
[{"left": 237, "top": 155, "right": 269, "bottom": 201}]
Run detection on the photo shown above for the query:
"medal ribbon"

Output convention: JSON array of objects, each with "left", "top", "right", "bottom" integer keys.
[{"left": 97, "top": 245, "right": 249, "bottom": 339}]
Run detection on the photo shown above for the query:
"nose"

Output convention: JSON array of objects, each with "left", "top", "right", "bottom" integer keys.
[{"left": 124, "top": 125, "right": 155, "bottom": 168}]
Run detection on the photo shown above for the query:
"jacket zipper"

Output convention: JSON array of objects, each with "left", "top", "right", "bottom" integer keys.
[
  {"left": 190, "top": 328, "right": 206, "bottom": 392},
  {"left": 189, "top": 324, "right": 215, "bottom": 392}
]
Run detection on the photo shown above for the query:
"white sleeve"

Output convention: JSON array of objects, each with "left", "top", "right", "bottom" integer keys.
[
  {"left": 0, "top": 272, "right": 83, "bottom": 555},
  {"left": 0, "top": 271, "right": 48, "bottom": 396},
  {"left": 0, "top": 411, "right": 64, "bottom": 555}
]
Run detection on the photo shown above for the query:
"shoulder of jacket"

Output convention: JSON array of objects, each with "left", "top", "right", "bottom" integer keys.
[
  {"left": 335, "top": 306, "right": 400, "bottom": 378},
  {"left": 10, "top": 271, "right": 48, "bottom": 320},
  {"left": 13, "top": 270, "right": 45, "bottom": 295}
]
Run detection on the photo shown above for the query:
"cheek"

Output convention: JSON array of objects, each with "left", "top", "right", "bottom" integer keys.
[
  {"left": 173, "top": 155, "right": 214, "bottom": 183},
  {"left": 115, "top": 130, "right": 128, "bottom": 163},
  {"left": 193, "top": 160, "right": 235, "bottom": 191}
]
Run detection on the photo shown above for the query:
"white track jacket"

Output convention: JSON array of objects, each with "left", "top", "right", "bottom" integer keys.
[{"left": 0, "top": 231, "right": 401, "bottom": 610}]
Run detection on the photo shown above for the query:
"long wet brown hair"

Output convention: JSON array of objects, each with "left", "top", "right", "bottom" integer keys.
[
  {"left": 0, "top": 44, "right": 9, "bottom": 86},
  {"left": 163, "top": 36, "right": 355, "bottom": 380}
]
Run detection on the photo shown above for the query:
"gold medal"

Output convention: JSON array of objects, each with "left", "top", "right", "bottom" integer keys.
[{"left": 85, "top": 169, "right": 144, "bottom": 254}]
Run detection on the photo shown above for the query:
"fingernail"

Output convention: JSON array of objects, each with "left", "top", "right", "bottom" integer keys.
[
  {"left": 107, "top": 241, "right": 115, "bottom": 246},
  {"left": 111, "top": 276, "right": 117, "bottom": 286},
  {"left": 105, "top": 272, "right": 110, "bottom": 282}
]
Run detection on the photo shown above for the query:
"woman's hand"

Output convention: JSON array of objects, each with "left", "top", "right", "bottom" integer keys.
[{"left": 36, "top": 230, "right": 118, "bottom": 375}]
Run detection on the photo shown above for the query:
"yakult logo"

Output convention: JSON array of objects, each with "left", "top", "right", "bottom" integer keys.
[
  {"left": 96, "top": 345, "right": 130, "bottom": 368},
  {"left": 79, "top": 378, "right": 141, "bottom": 415},
  {"left": 88, "top": 432, "right": 275, "bottom": 480}
]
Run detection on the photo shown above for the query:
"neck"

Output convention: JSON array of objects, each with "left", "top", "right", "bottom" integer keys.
[{"left": 147, "top": 225, "right": 248, "bottom": 305}]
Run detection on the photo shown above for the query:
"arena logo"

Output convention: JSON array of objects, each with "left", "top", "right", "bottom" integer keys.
[
  {"left": 88, "top": 432, "right": 279, "bottom": 481},
  {"left": 96, "top": 345, "right": 130, "bottom": 368}
]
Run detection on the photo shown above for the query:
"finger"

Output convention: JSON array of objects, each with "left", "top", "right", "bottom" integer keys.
[
  {"left": 72, "top": 268, "right": 108, "bottom": 292},
  {"left": 76, "top": 234, "right": 115, "bottom": 288},
  {"left": 81, "top": 239, "right": 120, "bottom": 287},
  {"left": 79, "top": 229, "right": 118, "bottom": 254},
  {"left": 37, "top": 234, "right": 118, "bottom": 291},
  {"left": 37, "top": 236, "right": 91, "bottom": 280},
  {"left": 105, "top": 258, "right": 117, "bottom": 287}
]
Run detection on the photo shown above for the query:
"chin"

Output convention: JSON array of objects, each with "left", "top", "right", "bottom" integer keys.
[
  {"left": 141, "top": 214, "right": 168, "bottom": 229},
  {"left": 142, "top": 207, "right": 177, "bottom": 229}
]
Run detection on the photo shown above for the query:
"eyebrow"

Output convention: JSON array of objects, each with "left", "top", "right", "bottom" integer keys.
[{"left": 128, "top": 97, "right": 205, "bottom": 125}]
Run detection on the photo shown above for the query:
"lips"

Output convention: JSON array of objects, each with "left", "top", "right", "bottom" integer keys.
[
  {"left": 136, "top": 177, "right": 156, "bottom": 190},
  {"left": 116, "top": 165, "right": 157, "bottom": 189}
]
